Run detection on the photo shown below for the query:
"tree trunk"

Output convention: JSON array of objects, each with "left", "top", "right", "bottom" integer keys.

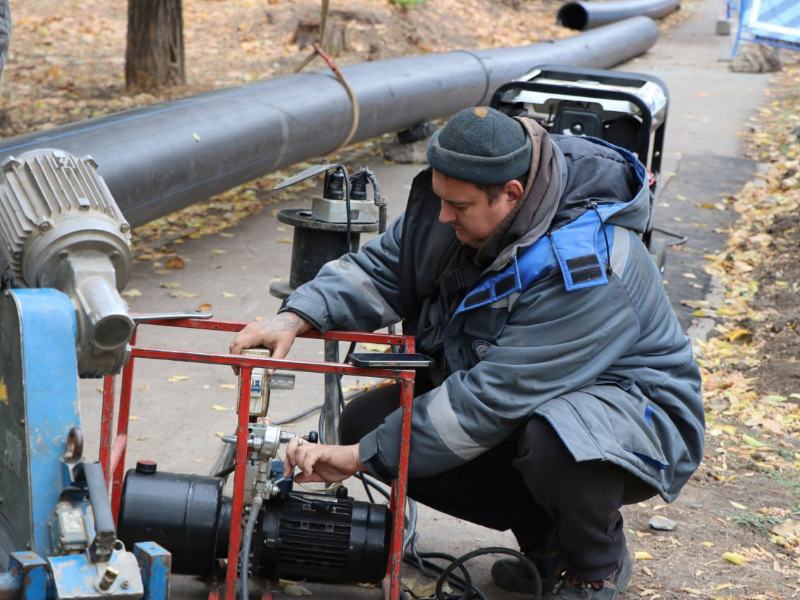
[{"left": 126, "top": 0, "right": 186, "bottom": 92}]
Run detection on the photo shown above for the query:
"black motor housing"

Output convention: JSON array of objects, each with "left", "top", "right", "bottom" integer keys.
[
  {"left": 254, "top": 491, "right": 391, "bottom": 584},
  {"left": 116, "top": 463, "right": 391, "bottom": 584}
]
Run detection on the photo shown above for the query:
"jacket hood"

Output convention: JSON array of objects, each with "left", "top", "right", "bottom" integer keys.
[
  {"left": 489, "top": 127, "right": 649, "bottom": 272},
  {"left": 550, "top": 134, "right": 650, "bottom": 235}
]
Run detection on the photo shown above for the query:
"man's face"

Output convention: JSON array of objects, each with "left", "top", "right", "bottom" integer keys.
[{"left": 432, "top": 170, "right": 521, "bottom": 249}]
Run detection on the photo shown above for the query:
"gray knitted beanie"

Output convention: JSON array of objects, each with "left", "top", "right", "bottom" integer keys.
[{"left": 427, "top": 106, "right": 532, "bottom": 185}]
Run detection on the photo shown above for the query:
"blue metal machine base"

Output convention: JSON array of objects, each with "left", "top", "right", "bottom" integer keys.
[{"left": 0, "top": 289, "right": 172, "bottom": 599}]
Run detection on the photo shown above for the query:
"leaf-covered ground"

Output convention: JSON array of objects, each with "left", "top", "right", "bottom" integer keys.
[
  {"left": 5, "top": 1, "right": 800, "bottom": 598},
  {"left": 657, "top": 64, "right": 800, "bottom": 599}
]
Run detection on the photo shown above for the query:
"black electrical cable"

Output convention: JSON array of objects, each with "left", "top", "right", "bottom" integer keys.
[
  {"left": 329, "top": 340, "right": 489, "bottom": 598},
  {"left": 436, "top": 548, "right": 541, "bottom": 600},
  {"left": 364, "top": 167, "right": 386, "bottom": 235},
  {"left": 239, "top": 495, "right": 263, "bottom": 599},
  {"left": 337, "top": 165, "right": 353, "bottom": 254},
  {"left": 651, "top": 226, "right": 689, "bottom": 247},
  {"left": 355, "top": 472, "right": 377, "bottom": 504},
  {"left": 318, "top": 392, "right": 327, "bottom": 445},
  {"left": 212, "top": 463, "right": 236, "bottom": 480},
  {"left": 339, "top": 341, "right": 357, "bottom": 411},
  {"left": 590, "top": 203, "right": 613, "bottom": 276},
  {"left": 352, "top": 470, "right": 492, "bottom": 599},
  {"left": 404, "top": 534, "right": 482, "bottom": 600},
  {"left": 274, "top": 404, "right": 325, "bottom": 426}
]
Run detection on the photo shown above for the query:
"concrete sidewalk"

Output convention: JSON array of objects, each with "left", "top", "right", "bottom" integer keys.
[{"left": 79, "top": 1, "right": 771, "bottom": 597}]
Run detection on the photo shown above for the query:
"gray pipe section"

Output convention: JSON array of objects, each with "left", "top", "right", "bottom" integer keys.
[
  {"left": 558, "top": 0, "right": 679, "bottom": 31},
  {"left": 0, "top": 17, "right": 658, "bottom": 233}
]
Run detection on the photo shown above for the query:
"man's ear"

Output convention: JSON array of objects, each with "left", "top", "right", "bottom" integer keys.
[{"left": 505, "top": 179, "right": 525, "bottom": 207}]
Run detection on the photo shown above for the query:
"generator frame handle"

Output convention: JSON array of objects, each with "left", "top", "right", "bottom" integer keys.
[{"left": 100, "top": 317, "right": 417, "bottom": 600}]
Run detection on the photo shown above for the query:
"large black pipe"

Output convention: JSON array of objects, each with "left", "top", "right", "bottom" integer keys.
[
  {"left": 0, "top": 17, "right": 657, "bottom": 233},
  {"left": 558, "top": 0, "right": 679, "bottom": 31}
]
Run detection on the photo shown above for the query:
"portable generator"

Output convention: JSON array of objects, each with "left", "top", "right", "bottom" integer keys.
[{"left": 490, "top": 64, "right": 670, "bottom": 269}]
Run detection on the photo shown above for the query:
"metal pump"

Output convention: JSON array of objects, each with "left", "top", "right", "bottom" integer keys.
[
  {"left": 0, "top": 149, "right": 134, "bottom": 377},
  {"left": 116, "top": 425, "right": 391, "bottom": 586}
]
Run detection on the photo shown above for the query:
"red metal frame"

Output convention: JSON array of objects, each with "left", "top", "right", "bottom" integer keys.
[{"left": 100, "top": 317, "right": 416, "bottom": 600}]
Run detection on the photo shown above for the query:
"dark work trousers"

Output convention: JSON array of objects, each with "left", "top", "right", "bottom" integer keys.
[{"left": 339, "top": 382, "right": 658, "bottom": 582}]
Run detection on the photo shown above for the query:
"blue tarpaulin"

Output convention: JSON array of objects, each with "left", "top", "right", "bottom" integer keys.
[{"left": 733, "top": 0, "right": 800, "bottom": 56}]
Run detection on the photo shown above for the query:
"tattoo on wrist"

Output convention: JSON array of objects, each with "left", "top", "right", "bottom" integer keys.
[{"left": 258, "top": 313, "right": 303, "bottom": 333}]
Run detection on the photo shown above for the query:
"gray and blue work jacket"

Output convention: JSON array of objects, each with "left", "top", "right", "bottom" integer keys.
[{"left": 283, "top": 134, "right": 705, "bottom": 502}]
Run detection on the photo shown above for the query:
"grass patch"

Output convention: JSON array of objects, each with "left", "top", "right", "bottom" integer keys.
[{"left": 731, "top": 512, "right": 784, "bottom": 533}]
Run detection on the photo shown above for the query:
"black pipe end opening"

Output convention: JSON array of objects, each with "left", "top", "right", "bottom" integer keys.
[{"left": 557, "top": 3, "right": 590, "bottom": 30}]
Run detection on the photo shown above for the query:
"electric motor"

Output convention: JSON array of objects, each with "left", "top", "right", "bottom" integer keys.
[
  {"left": 253, "top": 489, "right": 391, "bottom": 584},
  {"left": 0, "top": 149, "right": 134, "bottom": 376}
]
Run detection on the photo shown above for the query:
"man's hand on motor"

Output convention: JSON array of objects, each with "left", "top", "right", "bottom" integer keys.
[
  {"left": 228, "top": 312, "right": 312, "bottom": 374},
  {"left": 284, "top": 438, "right": 365, "bottom": 484}
]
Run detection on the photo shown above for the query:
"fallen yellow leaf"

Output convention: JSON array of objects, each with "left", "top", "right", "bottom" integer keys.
[
  {"left": 722, "top": 552, "right": 749, "bottom": 565},
  {"left": 168, "top": 375, "right": 189, "bottom": 383},
  {"left": 742, "top": 435, "right": 766, "bottom": 448},
  {"left": 362, "top": 343, "right": 390, "bottom": 352},
  {"left": 219, "top": 383, "right": 236, "bottom": 389},
  {"left": 222, "top": 292, "right": 236, "bottom": 298},
  {"left": 714, "top": 583, "right": 734, "bottom": 591},
  {"left": 634, "top": 551, "right": 653, "bottom": 560},
  {"left": 170, "top": 291, "right": 201, "bottom": 298},
  {"left": 121, "top": 289, "right": 142, "bottom": 297},
  {"left": 211, "top": 405, "right": 230, "bottom": 411},
  {"left": 730, "top": 501, "right": 748, "bottom": 510},
  {"left": 159, "top": 282, "right": 181, "bottom": 289},
  {"left": 727, "top": 328, "right": 752, "bottom": 342}
]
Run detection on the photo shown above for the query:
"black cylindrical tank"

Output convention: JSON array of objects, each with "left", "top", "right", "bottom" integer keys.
[{"left": 116, "top": 462, "right": 230, "bottom": 575}]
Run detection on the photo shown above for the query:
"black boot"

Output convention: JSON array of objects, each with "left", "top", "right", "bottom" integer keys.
[{"left": 546, "top": 547, "right": 632, "bottom": 599}]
